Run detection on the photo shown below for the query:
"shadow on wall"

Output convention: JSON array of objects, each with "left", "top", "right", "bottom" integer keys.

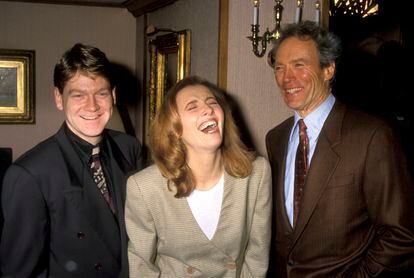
[
  {"left": 225, "top": 94, "right": 256, "bottom": 153},
  {"left": 111, "top": 63, "right": 141, "bottom": 138},
  {"left": 0, "top": 147, "right": 12, "bottom": 232},
  {"left": 111, "top": 63, "right": 151, "bottom": 165}
]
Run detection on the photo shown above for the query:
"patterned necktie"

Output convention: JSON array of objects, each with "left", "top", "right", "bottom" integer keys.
[
  {"left": 293, "top": 119, "right": 309, "bottom": 227},
  {"left": 90, "top": 147, "right": 115, "bottom": 214}
]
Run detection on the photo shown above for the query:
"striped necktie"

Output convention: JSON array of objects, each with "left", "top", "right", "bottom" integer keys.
[
  {"left": 293, "top": 119, "right": 309, "bottom": 227},
  {"left": 90, "top": 147, "right": 115, "bottom": 214}
]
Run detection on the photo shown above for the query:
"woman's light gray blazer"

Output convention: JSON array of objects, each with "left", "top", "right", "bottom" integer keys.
[{"left": 125, "top": 156, "right": 272, "bottom": 277}]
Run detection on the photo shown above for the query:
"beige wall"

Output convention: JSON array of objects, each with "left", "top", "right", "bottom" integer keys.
[
  {"left": 0, "top": 0, "right": 322, "bottom": 160},
  {"left": 226, "top": 0, "right": 323, "bottom": 156},
  {"left": 141, "top": 0, "right": 319, "bottom": 157},
  {"left": 137, "top": 0, "right": 322, "bottom": 157},
  {"left": 147, "top": 0, "right": 220, "bottom": 84},
  {"left": 134, "top": 0, "right": 219, "bottom": 146},
  {"left": 0, "top": 1, "right": 137, "bottom": 160}
]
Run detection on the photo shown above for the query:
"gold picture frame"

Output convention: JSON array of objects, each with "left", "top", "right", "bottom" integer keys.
[
  {"left": 147, "top": 30, "right": 191, "bottom": 125},
  {"left": 0, "top": 49, "right": 35, "bottom": 124}
]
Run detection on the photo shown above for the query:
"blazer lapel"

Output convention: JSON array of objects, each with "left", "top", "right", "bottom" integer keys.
[
  {"left": 271, "top": 118, "right": 295, "bottom": 233},
  {"left": 105, "top": 136, "right": 133, "bottom": 270},
  {"left": 179, "top": 172, "right": 248, "bottom": 261},
  {"left": 290, "top": 102, "right": 346, "bottom": 248},
  {"left": 279, "top": 121, "right": 295, "bottom": 234},
  {"left": 210, "top": 172, "right": 247, "bottom": 259},
  {"left": 55, "top": 126, "right": 88, "bottom": 205},
  {"left": 105, "top": 134, "right": 136, "bottom": 204}
]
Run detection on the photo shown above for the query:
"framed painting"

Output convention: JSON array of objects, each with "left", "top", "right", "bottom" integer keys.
[
  {"left": 0, "top": 49, "right": 35, "bottom": 124},
  {"left": 147, "top": 29, "right": 191, "bottom": 127}
]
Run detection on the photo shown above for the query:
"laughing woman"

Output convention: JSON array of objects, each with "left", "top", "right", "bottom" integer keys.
[{"left": 125, "top": 76, "right": 271, "bottom": 277}]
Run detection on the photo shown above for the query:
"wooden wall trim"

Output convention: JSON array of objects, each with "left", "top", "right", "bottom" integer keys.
[
  {"left": 0, "top": 0, "right": 177, "bottom": 16},
  {"left": 124, "top": 0, "right": 176, "bottom": 17},
  {"left": 0, "top": 0, "right": 124, "bottom": 7},
  {"left": 218, "top": 0, "right": 228, "bottom": 90}
]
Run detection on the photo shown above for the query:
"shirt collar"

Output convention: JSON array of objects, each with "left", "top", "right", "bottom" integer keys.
[
  {"left": 291, "top": 94, "right": 336, "bottom": 140},
  {"left": 63, "top": 123, "right": 108, "bottom": 159}
]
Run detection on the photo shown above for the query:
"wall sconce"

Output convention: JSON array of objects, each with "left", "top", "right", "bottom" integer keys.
[
  {"left": 249, "top": 0, "right": 323, "bottom": 59},
  {"left": 247, "top": 0, "right": 284, "bottom": 57}
]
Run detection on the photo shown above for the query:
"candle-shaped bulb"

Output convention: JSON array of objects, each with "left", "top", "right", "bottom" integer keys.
[
  {"left": 253, "top": 0, "right": 260, "bottom": 25},
  {"left": 315, "top": 1, "right": 321, "bottom": 25},
  {"left": 295, "top": 0, "right": 303, "bottom": 23}
]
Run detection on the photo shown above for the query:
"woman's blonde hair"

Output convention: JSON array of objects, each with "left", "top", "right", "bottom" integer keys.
[{"left": 150, "top": 76, "right": 256, "bottom": 198}]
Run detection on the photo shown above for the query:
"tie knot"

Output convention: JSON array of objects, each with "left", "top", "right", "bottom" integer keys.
[
  {"left": 92, "top": 146, "right": 100, "bottom": 156},
  {"left": 298, "top": 119, "right": 308, "bottom": 145},
  {"left": 90, "top": 147, "right": 101, "bottom": 167},
  {"left": 298, "top": 119, "right": 307, "bottom": 132}
]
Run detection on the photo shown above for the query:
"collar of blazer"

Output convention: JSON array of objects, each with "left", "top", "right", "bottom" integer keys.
[
  {"left": 139, "top": 164, "right": 257, "bottom": 266},
  {"left": 172, "top": 170, "right": 244, "bottom": 255}
]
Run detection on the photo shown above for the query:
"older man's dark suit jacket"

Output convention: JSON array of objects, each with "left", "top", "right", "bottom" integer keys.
[
  {"left": 0, "top": 125, "right": 142, "bottom": 277},
  {"left": 266, "top": 101, "right": 414, "bottom": 277}
]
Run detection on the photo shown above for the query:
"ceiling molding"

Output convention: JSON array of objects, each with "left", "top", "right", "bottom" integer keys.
[
  {"left": 123, "top": 0, "right": 176, "bottom": 17},
  {"left": 0, "top": 0, "right": 177, "bottom": 16},
  {"left": 0, "top": 0, "right": 124, "bottom": 7}
]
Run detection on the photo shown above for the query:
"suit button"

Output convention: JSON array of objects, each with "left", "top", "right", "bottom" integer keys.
[
  {"left": 287, "top": 260, "right": 294, "bottom": 267},
  {"left": 187, "top": 266, "right": 195, "bottom": 274},
  {"left": 95, "top": 263, "right": 103, "bottom": 271},
  {"left": 225, "top": 262, "right": 237, "bottom": 270},
  {"left": 77, "top": 232, "right": 86, "bottom": 239}
]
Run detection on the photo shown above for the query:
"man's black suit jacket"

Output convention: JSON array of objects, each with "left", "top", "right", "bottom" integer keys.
[{"left": 0, "top": 125, "right": 142, "bottom": 277}]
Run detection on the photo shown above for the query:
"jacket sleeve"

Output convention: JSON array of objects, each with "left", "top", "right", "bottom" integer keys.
[
  {"left": 242, "top": 157, "right": 272, "bottom": 277},
  {"left": 354, "top": 123, "right": 414, "bottom": 276},
  {"left": 125, "top": 174, "right": 160, "bottom": 277},
  {"left": 1, "top": 164, "right": 49, "bottom": 276}
]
